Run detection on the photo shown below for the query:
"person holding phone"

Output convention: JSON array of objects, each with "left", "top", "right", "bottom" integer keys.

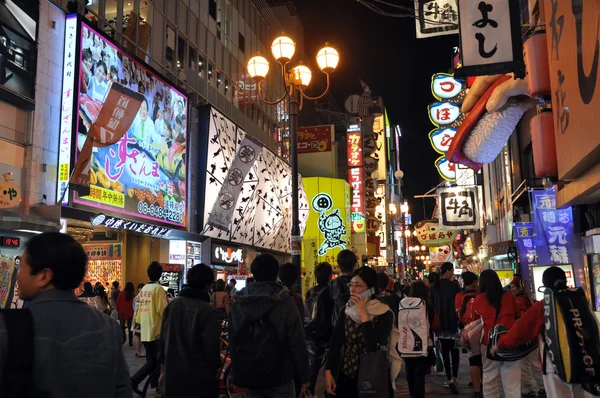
[{"left": 324, "top": 266, "right": 393, "bottom": 398}]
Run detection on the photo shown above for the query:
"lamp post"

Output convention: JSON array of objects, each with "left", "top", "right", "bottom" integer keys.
[{"left": 247, "top": 35, "right": 339, "bottom": 270}]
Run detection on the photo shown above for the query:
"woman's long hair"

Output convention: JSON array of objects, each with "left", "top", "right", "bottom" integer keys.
[
  {"left": 428, "top": 272, "right": 440, "bottom": 290},
  {"left": 478, "top": 269, "right": 504, "bottom": 317},
  {"left": 96, "top": 285, "right": 109, "bottom": 306},
  {"left": 124, "top": 282, "right": 135, "bottom": 301},
  {"left": 409, "top": 281, "right": 431, "bottom": 308}
]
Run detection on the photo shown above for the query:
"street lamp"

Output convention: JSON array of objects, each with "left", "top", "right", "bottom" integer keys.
[{"left": 248, "top": 35, "right": 339, "bottom": 270}]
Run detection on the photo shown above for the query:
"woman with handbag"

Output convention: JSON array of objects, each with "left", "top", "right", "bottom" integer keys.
[
  {"left": 473, "top": 270, "right": 519, "bottom": 398},
  {"left": 210, "top": 279, "right": 230, "bottom": 321},
  {"left": 324, "top": 266, "right": 393, "bottom": 398}
]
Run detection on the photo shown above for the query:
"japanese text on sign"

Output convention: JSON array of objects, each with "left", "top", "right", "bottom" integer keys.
[
  {"left": 346, "top": 132, "right": 363, "bottom": 167},
  {"left": 348, "top": 167, "right": 365, "bottom": 233},
  {"left": 438, "top": 187, "right": 480, "bottom": 229}
]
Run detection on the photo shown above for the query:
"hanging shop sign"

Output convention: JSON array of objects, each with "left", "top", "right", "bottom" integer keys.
[
  {"left": 455, "top": 0, "right": 525, "bottom": 78},
  {"left": 211, "top": 243, "right": 244, "bottom": 265},
  {"left": 59, "top": 18, "right": 189, "bottom": 229},
  {"left": 0, "top": 173, "right": 21, "bottom": 209},
  {"left": 435, "top": 156, "right": 457, "bottom": 182},
  {"left": 347, "top": 132, "right": 363, "bottom": 167},
  {"left": 415, "top": 219, "right": 457, "bottom": 247},
  {"left": 429, "top": 128, "right": 457, "bottom": 154},
  {"left": 348, "top": 168, "right": 365, "bottom": 233},
  {"left": 414, "top": 0, "right": 459, "bottom": 39},
  {"left": 438, "top": 186, "right": 480, "bottom": 229},
  {"left": 298, "top": 125, "right": 333, "bottom": 153},
  {"left": 431, "top": 74, "right": 464, "bottom": 100},
  {"left": 82, "top": 243, "right": 122, "bottom": 260},
  {"left": 303, "top": 177, "right": 352, "bottom": 266},
  {"left": 513, "top": 222, "right": 536, "bottom": 271},
  {"left": 374, "top": 185, "right": 387, "bottom": 248},
  {"left": 200, "top": 107, "right": 307, "bottom": 252},
  {"left": 90, "top": 213, "right": 171, "bottom": 237}
]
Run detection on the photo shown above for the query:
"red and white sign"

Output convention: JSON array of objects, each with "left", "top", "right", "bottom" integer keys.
[
  {"left": 347, "top": 132, "right": 363, "bottom": 167},
  {"left": 298, "top": 125, "right": 333, "bottom": 153}
]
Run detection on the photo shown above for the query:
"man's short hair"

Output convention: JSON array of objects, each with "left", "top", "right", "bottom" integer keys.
[
  {"left": 112, "top": 281, "right": 119, "bottom": 288},
  {"left": 542, "top": 266, "right": 567, "bottom": 289},
  {"left": 337, "top": 250, "right": 357, "bottom": 273},
  {"left": 250, "top": 254, "right": 279, "bottom": 282},
  {"left": 147, "top": 261, "right": 163, "bottom": 282},
  {"left": 24, "top": 232, "right": 88, "bottom": 290},
  {"left": 315, "top": 262, "right": 333, "bottom": 286},
  {"left": 279, "top": 262, "right": 298, "bottom": 288},
  {"left": 229, "top": 279, "right": 237, "bottom": 286},
  {"left": 461, "top": 271, "right": 478, "bottom": 287},
  {"left": 187, "top": 263, "right": 214, "bottom": 289},
  {"left": 441, "top": 262, "right": 454, "bottom": 275}
]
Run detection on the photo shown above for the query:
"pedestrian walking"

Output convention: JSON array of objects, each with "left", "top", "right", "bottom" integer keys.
[
  {"left": 492, "top": 266, "right": 598, "bottom": 398},
  {"left": 116, "top": 281, "right": 135, "bottom": 346},
  {"left": 95, "top": 285, "right": 111, "bottom": 315},
  {"left": 132, "top": 283, "right": 145, "bottom": 358},
  {"left": 159, "top": 264, "right": 220, "bottom": 398},
  {"left": 111, "top": 280, "right": 121, "bottom": 309},
  {"left": 227, "top": 279, "right": 238, "bottom": 296},
  {"left": 431, "top": 262, "right": 461, "bottom": 394},
  {"left": 210, "top": 279, "right": 230, "bottom": 321},
  {"left": 455, "top": 271, "right": 482, "bottom": 398},
  {"left": 377, "top": 272, "right": 399, "bottom": 317},
  {"left": 131, "top": 262, "right": 168, "bottom": 395},
  {"left": 279, "top": 262, "right": 305, "bottom": 320},
  {"left": 401, "top": 281, "right": 437, "bottom": 398},
  {"left": 473, "top": 269, "right": 520, "bottom": 398},
  {"left": 0, "top": 232, "right": 131, "bottom": 398},
  {"left": 324, "top": 266, "right": 394, "bottom": 398},
  {"left": 304, "top": 262, "right": 334, "bottom": 395},
  {"left": 78, "top": 281, "right": 96, "bottom": 306},
  {"left": 330, "top": 249, "right": 358, "bottom": 327},
  {"left": 229, "top": 254, "right": 309, "bottom": 398}
]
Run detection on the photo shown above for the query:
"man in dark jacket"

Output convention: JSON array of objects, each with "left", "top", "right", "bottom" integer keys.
[
  {"left": 159, "top": 264, "right": 220, "bottom": 398},
  {"left": 229, "top": 254, "right": 309, "bottom": 398},
  {"left": 329, "top": 249, "right": 358, "bottom": 327},
  {"left": 431, "top": 262, "right": 461, "bottom": 394}
]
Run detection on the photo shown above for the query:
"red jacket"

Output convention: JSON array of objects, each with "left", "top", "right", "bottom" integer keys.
[
  {"left": 116, "top": 291, "right": 135, "bottom": 319},
  {"left": 455, "top": 290, "right": 478, "bottom": 325},
  {"left": 498, "top": 300, "right": 544, "bottom": 349},
  {"left": 473, "top": 291, "right": 517, "bottom": 344},
  {"left": 514, "top": 295, "right": 534, "bottom": 318}
]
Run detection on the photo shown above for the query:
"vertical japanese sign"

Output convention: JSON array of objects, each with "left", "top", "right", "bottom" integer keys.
[
  {"left": 297, "top": 125, "right": 333, "bottom": 154},
  {"left": 456, "top": 0, "right": 525, "bottom": 78},
  {"left": 414, "top": 0, "right": 459, "bottom": 39},
  {"left": 438, "top": 186, "right": 480, "bottom": 229},
  {"left": 347, "top": 132, "right": 365, "bottom": 233},
  {"left": 57, "top": 14, "right": 78, "bottom": 204},
  {"left": 532, "top": 188, "right": 575, "bottom": 265},
  {"left": 513, "top": 222, "right": 537, "bottom": 274}
]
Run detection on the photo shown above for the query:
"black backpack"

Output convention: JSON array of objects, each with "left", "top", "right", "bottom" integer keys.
[
  {"left": 304, "top": 286, "right": 331, "bottom": 341},
  {"left": 543, "top": 286, "right": 600, "bottom": 396},
  {"left": 231, "top": 302, "right": 286, "bottom": 389},
  {"left": 1, "top": 309, "right": 36, "bottom": 398}
]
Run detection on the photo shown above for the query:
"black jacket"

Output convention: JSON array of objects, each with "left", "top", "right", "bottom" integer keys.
[
  {"left": 229, "top": 282, "right": 310, "bottom": 386},
  {"left": 329, "top": 275, "right": 352, "bottom": 327},
  {"left": 431, "top": 278, "right": 461, "bottom": 337},
  {"left": 159, "top": 288, "right": 220, "bottom": 398},
  {"left": 305, "top": 284, "right": 335, "bottom": 343}
]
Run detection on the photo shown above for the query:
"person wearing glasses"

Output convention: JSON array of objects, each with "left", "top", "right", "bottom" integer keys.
[{"left": 324, "top": 266, "right": 394, "bottom": 398}]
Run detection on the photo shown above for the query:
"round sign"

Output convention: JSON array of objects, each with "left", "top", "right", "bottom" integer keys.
[
  {"left": 312, "top": 193, "right": 333, "bottom": 212},
  {"left": 91, "top": 214, "right": 106, "bottom": 226},
  {"left": 344, "top": 95, "right": 361, "bottom": 115}
]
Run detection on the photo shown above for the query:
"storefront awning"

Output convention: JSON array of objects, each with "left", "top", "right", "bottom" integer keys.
[{"left": 0, "top": 207, "right": 61, "bottom": 232}]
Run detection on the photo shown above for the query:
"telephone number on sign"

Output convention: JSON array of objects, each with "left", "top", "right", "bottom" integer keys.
[{"left": 137, "top": 201, "right": 184, "bottom": 224}]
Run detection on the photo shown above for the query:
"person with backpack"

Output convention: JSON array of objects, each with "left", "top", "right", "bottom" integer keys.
[
  {"left": 158, "top": 264, "right": 220, "bottom": 398},
  {"left": 509, "top": 276, "right": 544, "bottom": 398},
  {"left": 491, "top": 266, "right": 600, "bottom": 398},
  {"left": 400, "top": 280, "right": 437, "bottom": 398},
  {"left": 324, "top": 266, "right": 394, "bottom": 398},
  {"left": 304, "top": 262, "right": 334, "bottom": 395},
  {"left": 473, "top": 269, "right": 520, "bottom": 398},
  {"left": 229, "top": 254, "right": 309, "bottom": 397},
  {"left": 330, "top": 249, "right": 358, "bottom": 327},
  {"left": 210, "top": 279, "right": 230, "bottom": 321},
  {"left": 0, "top": 232, "right": 131, "bottom": 397},
  {"left": 455, "top": 271, "right": 482, "bottom": 398},
  {"left": 431, "top": 262, "right": 462, "bottom": 394},
  {"left": 280, "top": 262, "right": 305, "bottom": 320}
]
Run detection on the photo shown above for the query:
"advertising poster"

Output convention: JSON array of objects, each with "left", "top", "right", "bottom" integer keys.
[
  {"left": 513, "top": 222, "right": 536, "bottom": 283},
  {"left": 61, "top": 20, "right": 188, "bottom": 228},
  {"left": 298, "top": 125, "right": 333, "bottom": 154},
  {"left": 0, "top": 0, "right": 39, "bottom": 104}
]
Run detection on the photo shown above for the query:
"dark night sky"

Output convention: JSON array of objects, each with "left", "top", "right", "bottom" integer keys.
[{"left": 294, "top": 0, "right": 458, "bottom": 222}]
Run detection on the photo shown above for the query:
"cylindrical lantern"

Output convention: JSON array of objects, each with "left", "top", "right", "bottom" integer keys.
[
  {"left": 530, "top": 107, "right": 558, "bottom": 178},
  {"left": 524, "top": 30, "right": 551, "bottom": 97}
]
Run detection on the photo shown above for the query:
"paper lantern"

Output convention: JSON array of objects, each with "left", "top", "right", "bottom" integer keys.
[{"left": 531, "top": 109, "right": 558, "bottom": 177}]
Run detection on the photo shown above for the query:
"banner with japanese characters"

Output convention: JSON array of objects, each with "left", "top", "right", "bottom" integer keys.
[
  {"left": 60, "top": 19, "right": 189, "bottom": 228},
  {"left": 513, "top": 222, "right": 537, "bottom": 276},
  {"left": 298, "top": 125, "right": 333, "bottom": 153},
  {"left": 437, "top": 186, "right": 480, "bottom": 229},
  {"left": 414, "top": 0, "right": 459, "bottom": 39},
  {"left": 532, "top": 188, "right": 575, "bottom": 266}
]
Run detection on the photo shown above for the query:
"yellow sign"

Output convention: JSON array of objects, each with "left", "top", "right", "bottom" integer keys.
[
  {"left": 83, "top": 185, "right": 126, "bottom": 208},
  {"left": 302, "top": 177, "right": 352, "bottom": 287},
  {"left": 0, "top": 173, "right": 20, "bottom": 209}
]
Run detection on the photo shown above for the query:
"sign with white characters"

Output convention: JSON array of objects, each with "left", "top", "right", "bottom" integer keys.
[
  {"left": 428, "top": 102, "right": 461, "bottom": 126},
  {"left": 414, "top": 0, "right": 459, "bottom": 39},
  {"left": 429, "top": 128, "right": 457, "bottom": 154},
  {"left": 438, "top": 187, "right": 480, "bottom": 229},
  {"left": 456, "top": 0, "right": 525, "bottom": 78},
  {"left": 90, "top": 214, "right": 172, "bottom": 237},
  {"left": 212, "top": 244, "right": 244, "bottom": 264},
  {"left": 435, "top": 156, "right": 457, "bottom": 181}
]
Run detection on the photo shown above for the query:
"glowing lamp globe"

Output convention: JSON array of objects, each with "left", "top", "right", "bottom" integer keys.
[
  {"left": 292, "top": 65, "right": 312, "bottom": 87},
  {"left": 316, "top": 45, "right": 339, "bottom": 73},
  {"left": 247, "top": 56, "right": 269, "bottom": 80},
  {"left": 271, "top": 35, "right": 295, "bottom": 62}
]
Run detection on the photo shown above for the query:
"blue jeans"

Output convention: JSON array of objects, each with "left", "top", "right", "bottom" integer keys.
[{"left": 245, "top": 380, "right": 295, "bottom": 398}]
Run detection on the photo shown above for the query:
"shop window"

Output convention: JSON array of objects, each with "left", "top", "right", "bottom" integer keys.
[
  {"left": 166, "top": 25, "right": 175, "bottom": 68},
  {"left": 239, "top": 32, "right": 245, "bottom": 54},
  {"left": 208, "top": 63, "right": 214, "bottom": 86},
  {"left": 217, "top": 70, "right": 222, "bottom": 89},
  {"left": 198, "top": 55, "right": 205, "bottom": 78},
  {"left": 209, "top": 0, "right": 217, "bottom": 20},
  {"left": 224, "top": 78, "right": 230, "bottom": 98},
  {"left": 177, "top": 35, "right": 185, "bottom": 70}
]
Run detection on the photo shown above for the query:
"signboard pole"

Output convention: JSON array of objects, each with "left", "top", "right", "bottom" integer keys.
[{"left": 290, "top": 89, "right": 301, "bottom": 277}]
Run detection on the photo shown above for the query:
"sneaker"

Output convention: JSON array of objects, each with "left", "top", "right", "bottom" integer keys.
[
  {"left": 443, "top": 380, "right": 450, "bottom": 388},
  {"left": 449, "top": 379, "right": 460, "bottom": 394}
]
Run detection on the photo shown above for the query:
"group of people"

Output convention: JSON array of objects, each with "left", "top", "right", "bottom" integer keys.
[{"left": 0, "top": 232, "right": 597, "bottom": 398}]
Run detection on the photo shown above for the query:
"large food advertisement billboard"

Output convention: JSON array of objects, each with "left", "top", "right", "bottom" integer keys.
[{"left": 58, "top": 17, "right": 188, "bottom": 228}]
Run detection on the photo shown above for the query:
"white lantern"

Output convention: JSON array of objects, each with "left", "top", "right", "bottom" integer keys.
[
  {"left": 316, "top": 45, "right": 339, "bottom": 72},
  {"left": 292, "top": 65, "right": 312, "bottom": 87},
  {"left": 247, "top": 56, "right": 269, "bottom": 80},
  {"left": 271, "top": 35, "right": 295, "bottom": 62}
]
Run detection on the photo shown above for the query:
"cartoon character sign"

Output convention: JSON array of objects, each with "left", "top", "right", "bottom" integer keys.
[{"left": 312, "top": 193, "right": 347, "bottom": 255}]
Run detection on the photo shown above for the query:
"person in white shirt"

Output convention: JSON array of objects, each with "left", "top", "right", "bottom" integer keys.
[
  {"left": 132, "top": 99, "right": 161, "bottom": 146},
  {"left": 87, "top": 60, "right": 109, "bottom": 102}
]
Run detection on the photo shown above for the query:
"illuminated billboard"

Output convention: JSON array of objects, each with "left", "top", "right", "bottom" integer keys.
[{"left": 58, "top": 17, "right": 188, "bottom": 228}]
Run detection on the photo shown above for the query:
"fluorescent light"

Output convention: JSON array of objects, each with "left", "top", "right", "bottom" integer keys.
[{"left": 16, "top": 229, "right": 42, "bottom": 234}]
